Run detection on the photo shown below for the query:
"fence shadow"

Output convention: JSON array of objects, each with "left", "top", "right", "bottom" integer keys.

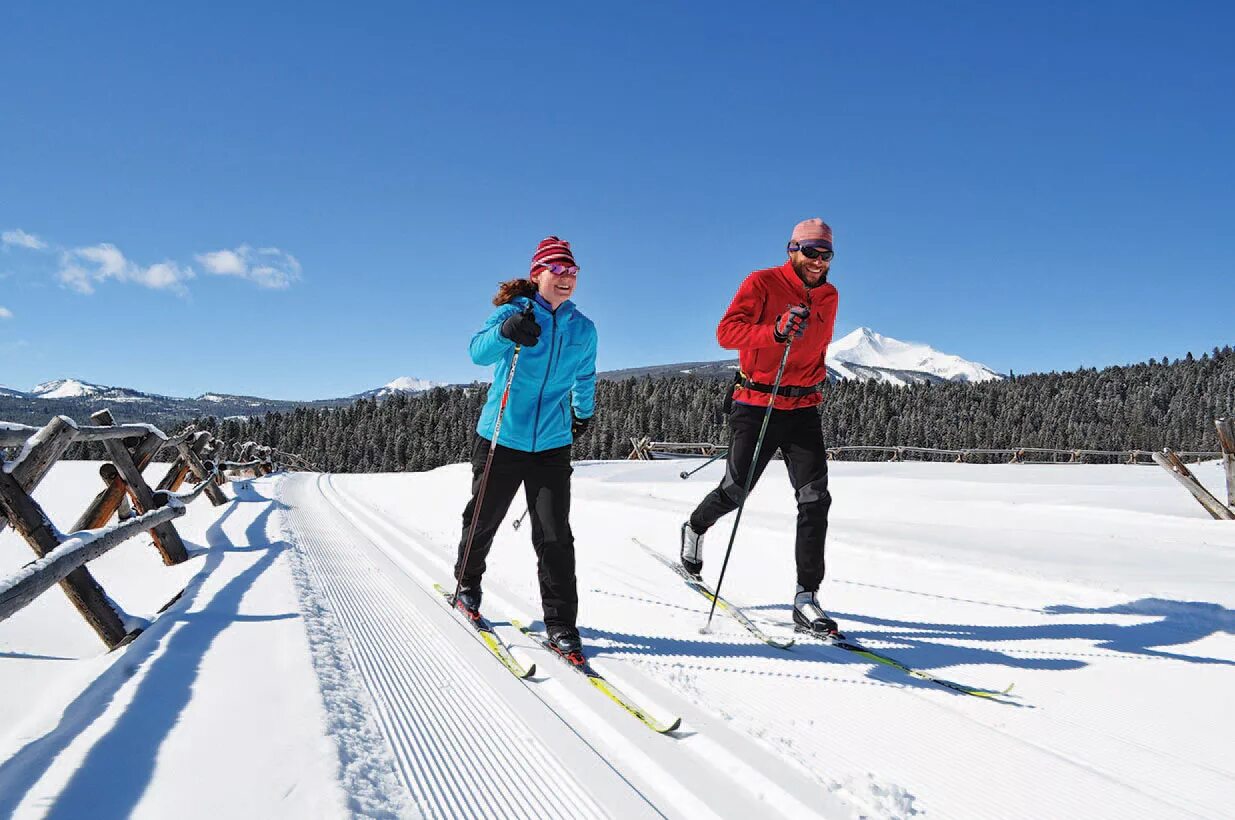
[{"left": 0, "top": 494, "right": 294, "bottom": 818}]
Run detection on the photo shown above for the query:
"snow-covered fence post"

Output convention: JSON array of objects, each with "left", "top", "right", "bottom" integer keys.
[
  {"left": 181, "top": 434, "right": 229, "bottom": 505},
  {"left": 0, "top": 451, "right": 131, "bottom": 647},
  {"left": 1151, "top": 448, "right": 1234, "bottom": 521},
  {"left": 1215, "top": 418, "right": 1235, "bottom": 510},
  {"left": 0, "top": 415, "right": 78, "bottom": 537},
  {"left": 90, "top": 409, "right": 189, "bottom": 565}
]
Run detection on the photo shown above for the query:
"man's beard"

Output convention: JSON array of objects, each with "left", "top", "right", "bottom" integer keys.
[{"left": 792, "top": 259, "right": 828, "bottom": 288}]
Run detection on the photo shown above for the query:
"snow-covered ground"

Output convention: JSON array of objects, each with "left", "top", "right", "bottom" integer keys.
[{"left": 2, "top": 458, "right": 1233, "bottom": 818}]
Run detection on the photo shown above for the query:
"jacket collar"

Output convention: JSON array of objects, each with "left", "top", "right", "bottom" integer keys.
[
  {"left": 775, "top": 260, "right": 809, "bottom": 299},
  {"left": 775, "top": 260, "right": 831, "bottom": 300},
  {"left": 519, "top": 295, "right": 575, "bottom": 318}
]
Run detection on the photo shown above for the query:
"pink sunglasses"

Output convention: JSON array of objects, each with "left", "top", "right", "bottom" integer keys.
[{"left": 538, "top": 263, "right": 579, "bottom": 277}]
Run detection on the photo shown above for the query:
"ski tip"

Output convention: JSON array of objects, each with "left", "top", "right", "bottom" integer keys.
[
  {"left": 523, "top": 663, "right": 537, "bottom": 678},
  {"left": 1002, "top": 682, "right": 1015, "bottom": 695},
  {"left": 661, "top": 717, "right": 683, "bottom": 734}
]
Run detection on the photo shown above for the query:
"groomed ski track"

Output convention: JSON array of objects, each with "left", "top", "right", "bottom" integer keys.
[
  {"left": 282, "top": 472, "right": 847, "bottom": 819},
  {"left": 277, "top": 459, "right": 1235, "bottom": 819}
]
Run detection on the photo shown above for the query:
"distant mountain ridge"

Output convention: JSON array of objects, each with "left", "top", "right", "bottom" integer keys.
[
  {"left": 0, "top": 375, "right": 454, "bottom": 428},
  {"left": 3, "top": 329, "right": 998, "bottom": 429}
]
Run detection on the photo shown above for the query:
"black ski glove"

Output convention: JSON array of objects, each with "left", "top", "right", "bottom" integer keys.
[
  {"left": 773, "top": 304, "right": 810, "bottom": 344},
  {"left": 500, "top": 305, "right": 541, "bottom": 347},
  {"left": 571, "top": 413, "right": 592, "bottom": 438}
]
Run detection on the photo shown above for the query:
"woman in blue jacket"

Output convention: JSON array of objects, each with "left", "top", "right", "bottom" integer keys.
[{"left": 453, "top": 236, "right": 597, "bottom": 656}]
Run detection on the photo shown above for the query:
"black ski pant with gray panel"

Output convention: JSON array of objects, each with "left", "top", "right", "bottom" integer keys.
[
  {"left": 688, "top": 403, "right": 831, "bottom": 592},
  {"left": 455, "top": 435, "right": 577, "bottom": 631}
]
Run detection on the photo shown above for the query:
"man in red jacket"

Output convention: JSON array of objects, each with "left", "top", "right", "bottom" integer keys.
[{"left": 681, "top": 217, "right": 841, "bottom": 635}]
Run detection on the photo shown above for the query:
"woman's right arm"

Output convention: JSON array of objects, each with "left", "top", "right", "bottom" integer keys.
[{"left": 469, "top": 304, "right": 519, "bottom": 366}]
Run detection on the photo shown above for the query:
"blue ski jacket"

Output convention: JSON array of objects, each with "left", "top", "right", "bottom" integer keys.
[{"left": 471, "top": 295, "right": 597, "bottom": 452}]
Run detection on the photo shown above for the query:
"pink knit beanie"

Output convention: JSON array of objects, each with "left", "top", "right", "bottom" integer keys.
[{"left": 789, "top": 218, "right": 833, "bottom": 250}]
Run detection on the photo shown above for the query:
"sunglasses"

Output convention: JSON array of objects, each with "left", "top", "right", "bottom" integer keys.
[
  {"left": 539, "top": 263, "right": 579, "bottom": 276},
  {"left": 790, "top": 244, "right": 834, "bottom": 261}
]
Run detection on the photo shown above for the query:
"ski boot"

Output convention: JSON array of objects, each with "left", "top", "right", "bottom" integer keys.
[
  {"left": 793, "top": 586, "right": 842, "bottom": 638},
  {"left": 546, "top": 625, "right": 585, "bottom": 665},
  {"left": 680, "top": 521, "right": 705, "bottom": 576},
  {"left": 452, "top": 586, "right": 483, "bottom": 623}
]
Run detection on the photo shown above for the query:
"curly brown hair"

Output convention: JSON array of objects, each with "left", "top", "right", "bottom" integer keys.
[{"left": 493, "top": 278, "right": 537, "bottom": 306}]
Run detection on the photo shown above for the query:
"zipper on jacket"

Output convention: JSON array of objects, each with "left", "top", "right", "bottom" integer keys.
[{"left": 531, "top": 309, "right": 558, "bottom": 451}]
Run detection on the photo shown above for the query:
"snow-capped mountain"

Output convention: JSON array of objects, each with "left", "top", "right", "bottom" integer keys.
[
  {"left": 598, "top": 328, "right": 1001, "bottom": 385},
  {"left": 0, "top": 385, "right": 31, "bottom": 399},
  {"left": 826, "top": 327, "right": 1003, "bottom": 385},
  {"left": 353, "top": 377, "right": 448, "bottom": 399}
]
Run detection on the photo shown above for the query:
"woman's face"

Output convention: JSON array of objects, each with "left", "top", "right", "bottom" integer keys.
[{"left": 533, "top": 266, "right": 577, "bottom": 308}]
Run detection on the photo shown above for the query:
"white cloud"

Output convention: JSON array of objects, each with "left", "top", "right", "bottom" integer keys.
[
  {"left": 2, "top": 229, "right": 48, "bottom": 250},
  {"left": 56, "top": 243, "right": 196, "bottom": 295},
  {"left": 0, "top": 306, "right": 12, "bottom": 319},
  {"left": 196, "top": 244, "right": 302, "bottom": 289}
]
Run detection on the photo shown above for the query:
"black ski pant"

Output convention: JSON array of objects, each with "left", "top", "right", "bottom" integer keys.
[
  {"left": 454, "top": 435, "right": 577, "bottom": 630},
  {"left": 689, "top": 404, "right": 832, "bottom": 592}
]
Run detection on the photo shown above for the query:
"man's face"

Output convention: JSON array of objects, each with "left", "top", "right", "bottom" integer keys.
[{"left": 789, "top": 247, "right": 831, "bottom": 288}]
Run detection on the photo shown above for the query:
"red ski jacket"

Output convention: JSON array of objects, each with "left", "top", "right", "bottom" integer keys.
[{"left": 717, "top": 261, "right": 839, "bottom": 410}]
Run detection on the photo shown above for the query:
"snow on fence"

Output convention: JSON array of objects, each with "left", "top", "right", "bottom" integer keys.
[
  {"left": 0, "top": 409, "right": 306, "bottom": 649},
  {"left": 633, "top": 421, "right": 1235, "bottom": 521}
]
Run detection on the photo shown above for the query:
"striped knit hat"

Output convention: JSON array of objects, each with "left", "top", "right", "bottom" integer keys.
[{"left": 529, "top": 236, "right": 576, "bottom": 276}]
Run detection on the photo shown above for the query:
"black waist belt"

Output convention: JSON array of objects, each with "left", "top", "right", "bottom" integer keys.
[{"left": 733, "top": 372, "right": 822, "bottom": 398}]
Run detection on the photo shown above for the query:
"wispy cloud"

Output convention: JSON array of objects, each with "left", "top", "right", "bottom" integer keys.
[
  {"left": 57, "top": 243, "right": 196, "bottom": 296},
  {"left": 196, "top": 244, "right": 302, "bottom": 289},
  {"left": 2, "top": 229, "right": 48, "bottom": 250},
  {"left": 0, "top": 306, "right": 12, "bottom": 319}
]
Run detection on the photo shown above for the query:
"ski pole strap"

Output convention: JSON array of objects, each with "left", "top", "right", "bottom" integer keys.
[{"left": 733, "top": 371, "right": 822, "bottom": 398}]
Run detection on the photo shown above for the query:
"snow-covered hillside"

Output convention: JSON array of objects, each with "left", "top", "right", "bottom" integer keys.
[
  {"left": 2, "top": 459, "right": 1233, "bottom": 818},
  {"left": 827, "top": 327, "right": 1002, "bottom": 385},
  {"left": 29, "top": 378, "right": 111, "bottom": 400}
]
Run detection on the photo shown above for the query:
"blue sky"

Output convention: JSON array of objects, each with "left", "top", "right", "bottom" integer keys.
[{"left": 2, "top": 1, "right": 1232, "bottom": 399}]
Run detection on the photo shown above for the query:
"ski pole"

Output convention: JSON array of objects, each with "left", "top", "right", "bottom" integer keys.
[
  {"left": 701, "top": 334, "right": 795, "bottom": 634},
  {"left": 512, "top": 506, "right": 528, "bottom": 530},
  {"left": 453, "top": 332, "right": 526, "bottom": 604},
  {"left": 680, "top": 449, "right": 728, "bottom": 480}
]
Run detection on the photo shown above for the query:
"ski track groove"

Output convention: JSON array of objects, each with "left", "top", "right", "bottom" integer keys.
[
  {"left": 285, "top": 474, "right": 604, "bottom": 820},
  {"left": 325, "top": 476, "right": 851, "bottom": 819}
]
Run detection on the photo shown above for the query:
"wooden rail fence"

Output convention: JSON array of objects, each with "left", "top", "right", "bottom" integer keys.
[
  {"left": 0, "top": 410, "right": 306, "bottom": 648},
  {"left": 628, "top": 437, "right": 1222, "bottom": 465},
  {"left": 632, "top": 420, "right": 1235, "bottom": 521}
]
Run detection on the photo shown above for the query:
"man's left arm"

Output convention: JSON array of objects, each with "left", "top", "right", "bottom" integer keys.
[{"left": 816, "top": 285, "right": 840, "bottom": 357}]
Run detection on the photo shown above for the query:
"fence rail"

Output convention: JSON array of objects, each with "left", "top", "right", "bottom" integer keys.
[
  {"left": 0, "top": 410, "right": 308, "bottom": 648},
  {"left": 633, "top": 421, "right": 1235, "bottom": 521},
  {"left": 629, "top": 437, "right": 1222, "bottom": 465}
]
